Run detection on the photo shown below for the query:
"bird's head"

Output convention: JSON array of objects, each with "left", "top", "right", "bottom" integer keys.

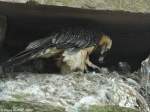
[
  {"left": 98, "top": 34, "right": 112, "bottom": 63},
  {"left": 99, "top": 34, "right": 112, "bottom": 55}
]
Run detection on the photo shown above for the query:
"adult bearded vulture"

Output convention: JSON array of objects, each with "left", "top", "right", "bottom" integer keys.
[{"left": 1, "top": 26, "right": 112, "bottom": 73}]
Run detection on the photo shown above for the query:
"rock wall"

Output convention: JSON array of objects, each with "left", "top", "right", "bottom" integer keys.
[
  {"left": 0, "top": 16, "right": 6, "bottom": 47},
  {"left": 1, "top": 0, "right": 150, "bottom": 13},
  {"left": 0, "top": 0, "right": 149, "bottom": 112}
]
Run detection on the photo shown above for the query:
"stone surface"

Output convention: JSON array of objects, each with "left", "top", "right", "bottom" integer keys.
[
  {"left": 0, "top": 15, "right": 7, "bottom": 47},
  {"left": 140, "top": 55, "right": 150, "bottom": 108},
  {"left": 1, "top": 0, "right": 150, "bottom": 13},
  {"left": 0, "top": 70, "right": 149, "bottom": 112}
]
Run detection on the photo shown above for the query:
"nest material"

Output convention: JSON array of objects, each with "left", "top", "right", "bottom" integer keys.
[{"left": 0, "top": 70, "right": 149, "bottom": 112}]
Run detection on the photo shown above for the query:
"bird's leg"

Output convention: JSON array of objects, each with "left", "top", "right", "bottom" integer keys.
[
  {"left": 83, "top": 65, "right": 89, "bottom": 73},
  {"left": 86, "top": 56, "right": 101, "bottom": 72}
]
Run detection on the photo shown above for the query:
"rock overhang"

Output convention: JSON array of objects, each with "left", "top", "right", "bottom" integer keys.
[{"left": 0, "top": 1, "right": 150, "bottom": 71}]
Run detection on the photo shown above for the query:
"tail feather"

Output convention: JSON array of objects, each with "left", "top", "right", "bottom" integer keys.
[
  {"left": 0, "top": 41, "right": 58, "bottom": 73},
  {"left": 0, "top": 45, "right": 47, "bottom": 72},
  {"left": 1, "top": 49, "right": 37, "bottom": 71}
]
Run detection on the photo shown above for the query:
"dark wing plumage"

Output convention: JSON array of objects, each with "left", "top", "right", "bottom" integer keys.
[{"left": 1, "top": 27, "right": 101, "bottom": 69}]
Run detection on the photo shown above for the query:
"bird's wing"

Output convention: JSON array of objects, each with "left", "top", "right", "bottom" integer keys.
[
  {"left": 26, "top": 28, "right": 97, "bottom": 50},
  {"left": 1, "top": 27, "right": 98, "bottom": 70},
  {"left": 53, "top": 28, "right": 98, "bottom": 50}
]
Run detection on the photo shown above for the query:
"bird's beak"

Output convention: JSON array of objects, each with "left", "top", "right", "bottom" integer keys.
[
  {"left": 98, "top": 56, "right": 104, "bottom": 63},
  {"left": 99, "top": 46, "right": 107, "bottom": 63},
  {"left": 100, "top": 45, "right": 107, "bottom": 55}
]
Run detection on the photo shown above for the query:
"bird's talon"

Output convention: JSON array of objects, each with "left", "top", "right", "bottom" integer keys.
[
  {"left": 93, "top": 67, "right": 101, "bottom": 73},
  {"left": 84, "top": 69, "right": 89, "bottom": 73}
]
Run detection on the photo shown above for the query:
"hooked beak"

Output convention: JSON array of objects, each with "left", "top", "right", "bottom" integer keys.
[
  {"left": 98, "top": 56, "right": 104, "bottom": 63},
  {"left": 100, "top": 45, "right": 108, "bottom": 55},
  {"left": 99, "top": 46, "right": 107, "bottom": 63}
]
